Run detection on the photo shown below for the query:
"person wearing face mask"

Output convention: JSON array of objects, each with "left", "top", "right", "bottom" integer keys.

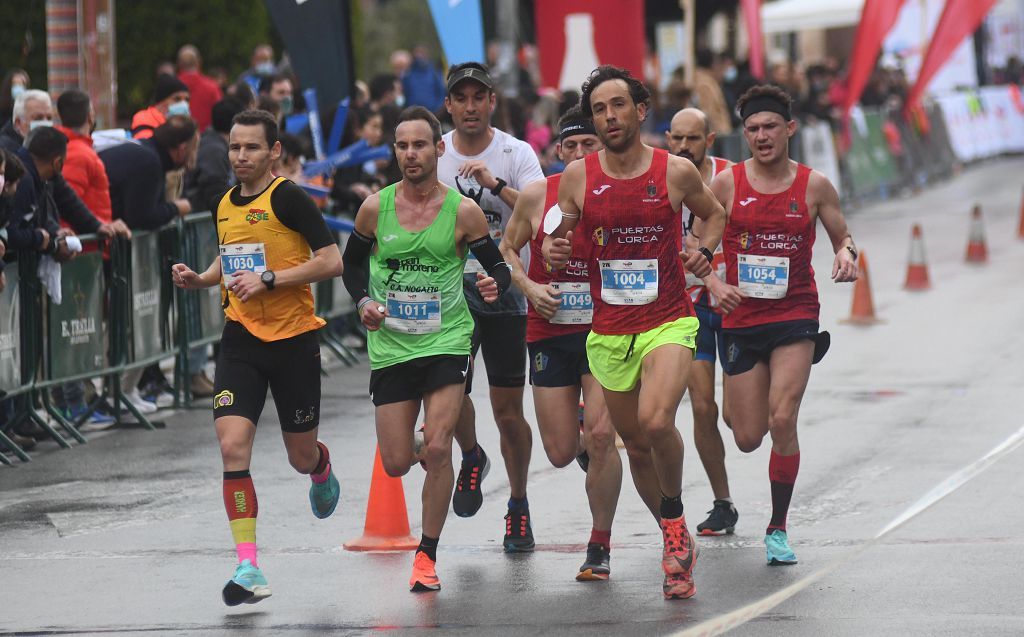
[
  {"left": 239, "top": 44, "right": 277, "bottom": 94},
  {"left": 0, "top": 68, "right": 30, "bottom": 125},
  {"left": 257, "top": 74, "right": 294, "bottom": 123},
  {"left": 3, "top": 91, "right": 117, "bottom": 247},
  {"left": 131, "top": 74, "right": 191, "bottom": 140},
  {"left": 0, "top": 89, "right": 57, "bottom": 153},
  {"left": 177, "top": 44, "right": 223, "bottom": 133}
]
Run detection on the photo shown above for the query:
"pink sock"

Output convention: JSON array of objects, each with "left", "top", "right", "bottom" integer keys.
[
  {"left": 311, "top": 441, "right": 331, "bottom": 484},
  {"left": 237, "top": 542, "right": 258, "bottom": 566}
]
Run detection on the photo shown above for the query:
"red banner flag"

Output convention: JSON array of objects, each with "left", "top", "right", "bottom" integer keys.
[
  {"left": 740, "top": 0, "right": 764, "bottom": 80},
  {"left": 534, "top": 0, "right": 646, "bottom": 91},
  {"left": 841, "top": 0, "right": 908, "bottom": 117},
  {"left": 903, "top": 0, "right": 999, "bottom": 115}
]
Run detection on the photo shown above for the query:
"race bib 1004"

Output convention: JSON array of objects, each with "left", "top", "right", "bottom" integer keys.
[
  {"left": 220, "top": 243, "right": 267, "bottom": 283},
  {"left": 384, "top": 291, "right": 442, "bottom": 334},
  {"left": 550, "top": 281, "right": 593, "bottom": 324},
  {"left": 737, "top": 254, "right": 789, "bottom": 299},
  {"left": 598, "top": 259, "right": 658, "bottom": 305}
]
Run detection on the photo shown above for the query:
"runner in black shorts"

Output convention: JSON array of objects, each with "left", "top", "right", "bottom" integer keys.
[
  {"left": 500, "top": 106, "right": 623, "bottom": 575},
  {"left": 343, "top": 106, "right": 510, "bottom": 592},
  {"left": 435, "top": 63, "right": 546, "bottom": 545},
  {"left": 172, "top": 109, "right": 344, "bottom": 606}
]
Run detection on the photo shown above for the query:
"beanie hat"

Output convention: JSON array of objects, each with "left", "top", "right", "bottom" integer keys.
[{"left": 153, "top": 73, "right": 189, "bottom": 104}]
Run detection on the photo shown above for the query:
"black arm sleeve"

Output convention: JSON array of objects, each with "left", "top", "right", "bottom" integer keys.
[
  {"left": 341, "top": 229, "right": 374, "bottom": 303},
  {"left": 270, "top": 181, "right": 334, "bottom": 251},
  {"left": 53, "top": 175, "right": 101, "bottom": 234},
  {"left": 467, "top": 234, "right": 511, "bottom": 295}
]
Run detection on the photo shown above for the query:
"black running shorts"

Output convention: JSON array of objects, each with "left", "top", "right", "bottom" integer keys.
[
  {"left": 527, "top": 331, "right": 590, "bottom": 388},
  {"left": 212, "top": 321, "right": 322, "bottom": 432},
  {"left": 720, "top": 319, "right": 830, "bottom": 376},
  {"left": 468, "top": 311, "right": 527, "bottom": 391},
  {"left": 369, "top": 354, "right": 472, "bottom": 406}
]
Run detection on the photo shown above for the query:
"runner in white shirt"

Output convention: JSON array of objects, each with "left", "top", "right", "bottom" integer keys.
[{"left": 435, "top": 62, "right": 546, "bottom": 551}]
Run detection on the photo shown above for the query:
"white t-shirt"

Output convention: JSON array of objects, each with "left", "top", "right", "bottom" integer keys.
[{"left": 437, "top": 127, "right": 545, "bottom": 315}]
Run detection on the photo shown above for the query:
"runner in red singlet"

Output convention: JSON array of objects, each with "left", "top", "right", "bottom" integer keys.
[
  {"left": 666, "top": 107, "right": 742, "bottom": 537},
  {"left": 708, "top": 85, "right": 858, "bottom": 567},
  {"left": 499, "top": 106, "right": 621, "bottom": 581},
  {"left": 544, "top": 66, "right": 726, "bottom": 600}
]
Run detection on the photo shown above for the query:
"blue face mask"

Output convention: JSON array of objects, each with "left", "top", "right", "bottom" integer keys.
[
  {"left": 29, "top": 119, "right": 53, "bottom": 130},
  {"left": 255, "top": 62, "right": 275, "bottom": 76},
  {"left": 724, "top": 67, "right": 738, "bottom": 82},
  {"left": 11, "top": 84, "right": 25, "bottom": 99},
  {"left": 167, "top": 101, "right": 191, "bottom": 117}
]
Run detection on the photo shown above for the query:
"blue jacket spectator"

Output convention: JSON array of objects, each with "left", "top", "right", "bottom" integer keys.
[{"left": 402, "top": 48, "right": 446, "bottom": 112}]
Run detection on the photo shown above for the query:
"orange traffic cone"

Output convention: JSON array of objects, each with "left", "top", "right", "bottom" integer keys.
[
  {"left": 841, "top": 252, "right": 881, "bottom": 325},
  {"left": 344, "top": 446, "right": 418, "bottom": 551},
  {"left": 965, "top": 204, "right": 988, "bottom": 263},
  {"left": 1017, "top": 188, "right": 1024, "bottom": 239},
  {"left": 904, "top": 224, "right": 931, "bottom": 291}
]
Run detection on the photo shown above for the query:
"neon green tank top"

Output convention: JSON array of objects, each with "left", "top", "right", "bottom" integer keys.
[{"left": 367, "top": 184, "right": 473, "bottom": 369}]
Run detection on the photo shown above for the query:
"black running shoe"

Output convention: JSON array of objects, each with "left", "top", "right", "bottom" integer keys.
[
  {"left": 503, "top": 508, "right": 535, "bottom": 552},
  {"left": 576, "top": 543, "right": 610, "bottom": 581},
  {"left": 696, "top": 499, "right": 738, "bottom": 536},
  {"left": 452, "top": 446, "right": 490, "bottom": 517}
]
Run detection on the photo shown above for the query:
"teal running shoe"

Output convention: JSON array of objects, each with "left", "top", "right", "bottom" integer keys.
[
  {"left": 765, "top": 529, "right": 798, "bottom": 565},
  {"left": 309, "top": 468, "right": 340, "bottom": 519},
  {"left": 222, "top": 559, "right": 271, "bottom": 606}
]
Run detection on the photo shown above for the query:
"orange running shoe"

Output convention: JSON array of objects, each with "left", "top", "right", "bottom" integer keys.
[
  {"left": 409, "top": 551, "right": 441, "bottom": 593},
  {"left": 660, "top": 516, "right": 698, "bottom": 599}
]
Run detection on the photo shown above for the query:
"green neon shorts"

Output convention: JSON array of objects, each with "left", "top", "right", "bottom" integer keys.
[{"left": 585, "top": 316, "right": 699, "bottom": 392}]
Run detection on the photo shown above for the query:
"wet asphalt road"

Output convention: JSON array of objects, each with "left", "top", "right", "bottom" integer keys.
[{"left": 2, "top": 158, "right": 1023, "bottom": 636}]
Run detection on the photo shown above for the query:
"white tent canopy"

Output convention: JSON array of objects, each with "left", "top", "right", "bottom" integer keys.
[{"left": 761, "top": 0, "right": 865, "bottom": 34}]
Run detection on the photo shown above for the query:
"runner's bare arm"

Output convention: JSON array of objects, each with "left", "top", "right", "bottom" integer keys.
[
  {"left": 458, "top": 160, "right": 521, "bottom": 209},
  {"left": 699, "top": 167, "right": 744, "bottom": 311},
  {"left": 543, "top": 159, "right": 585, "bottom": 268},
  {"left": 343, "top": 193, "right": 385, "bottom": 327},
  {"left": 172, "top": 257, "right": 221, "bottom": 289},
  {"left": 457, "top": 198, "right": 509, "bottom": 303},
  {"left": 500, "top": 179, "right": 561, "bottom": 319},
  {"left": 670, "top": 157, "right": 724, "bottom": 278},
  {"left": 810, "top": 171, "right": 858, "bottom": 283}
]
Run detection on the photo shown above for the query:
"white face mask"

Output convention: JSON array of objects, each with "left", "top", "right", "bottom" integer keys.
[
  {"left": 29, "top": 119, "right": 54, "bottom": 130},
  {"left": 167, "top": 101, "right": 191, "bottom": 117},
  {"left": 0, "top": 174, "right": 5, "bottom": 192},
  {"left": 255, "top": 62, "right": 275, "bottom": 75},
  {"left": 11, "top": 84, "right": 25, "bottom": 99},
  {"left": 395, "top": 94, "right": 406, "bottom": 108}
]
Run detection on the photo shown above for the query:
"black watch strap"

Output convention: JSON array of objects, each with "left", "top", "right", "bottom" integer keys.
[
  {"left": 490, "top": 178, "right": 507, "bottom": 197},
  {"left": 698, "top": 247, "right": 714, "bottom": 264},
  {"left": 261, "top": 270, "right": 276, "bottom": 290}
]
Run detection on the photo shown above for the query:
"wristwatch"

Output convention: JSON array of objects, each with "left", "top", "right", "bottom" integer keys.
[
  {"left": 845, "top": 245, "right": 858, "bottom": 261},
  {"left": 490, "top": 178, "right": 507, "bottom": 197},
  {"left": 261, "top": 270, "right": 276, "bottom": 290},
  {"left": 698, "top": 247, "right": 714, "bottom": 264}
]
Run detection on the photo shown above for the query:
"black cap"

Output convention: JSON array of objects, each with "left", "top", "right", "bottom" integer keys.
[{"left": 446, "top": 66, "right": 493, "bottom": 94}]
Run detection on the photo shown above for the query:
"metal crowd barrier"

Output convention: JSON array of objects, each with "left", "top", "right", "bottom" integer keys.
[{"left": 0, "top": 210, "right": 366, "bottom": 462}]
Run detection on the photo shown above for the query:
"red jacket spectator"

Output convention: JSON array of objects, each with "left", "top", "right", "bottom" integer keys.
[
  {"left": 178, "top": 70, "right": 222, "bottom": 132},
  {"left": 55, "top": 125, "right": 112, "bottom": 225},
  {"left": 132, "top": 74, "right": 190, "bottom": 139}
]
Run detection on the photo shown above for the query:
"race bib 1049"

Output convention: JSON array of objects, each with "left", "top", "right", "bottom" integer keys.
[{"left": 550, "top": 281, "right": 593, "bottom": 324}]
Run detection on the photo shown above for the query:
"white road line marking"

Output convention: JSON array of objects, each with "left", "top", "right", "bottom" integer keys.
[{"left": 674, "top": 424, "right": 1024, "bottom": 637}]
